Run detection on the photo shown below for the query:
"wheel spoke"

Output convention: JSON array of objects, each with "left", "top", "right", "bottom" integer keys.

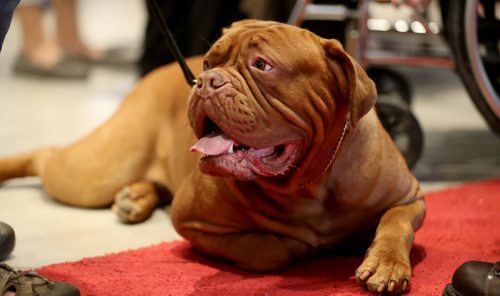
[
  {"left": 479, "top": 0, "right": 498, "bottom": 18},
  {"left": 482, "top": 53, "right": 500, "bottom": 65},
  {"left": 477, "top": 18, "right": 500, "bottom": 39},
  {"left": 483, "top": 63, "right": 500, "bottom": 89}
]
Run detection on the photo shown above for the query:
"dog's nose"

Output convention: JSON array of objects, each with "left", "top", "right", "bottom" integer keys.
[{"left": 197, "top": 70, "right": 228, "bottom": 91}]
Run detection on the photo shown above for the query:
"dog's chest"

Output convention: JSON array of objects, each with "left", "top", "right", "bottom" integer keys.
[
  {"left": 249, "top": 191, "right": 372, "bottom": 247},
  {"left": 297, "top": 195, "right": 370, "bottom": 236}
]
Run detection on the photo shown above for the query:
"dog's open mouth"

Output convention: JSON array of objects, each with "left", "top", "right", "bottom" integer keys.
[{"left": 190, "top": 118, "right": 300, "bottom": 180}]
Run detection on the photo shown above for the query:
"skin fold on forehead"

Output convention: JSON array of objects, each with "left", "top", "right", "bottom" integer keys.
[{"left": 206, "top": 21, "right": 325, "bottom": 71}]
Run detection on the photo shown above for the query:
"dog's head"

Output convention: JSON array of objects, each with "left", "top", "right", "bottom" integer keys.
[{"left": 189, "top": 20, "right": 376, "bottom": 187}]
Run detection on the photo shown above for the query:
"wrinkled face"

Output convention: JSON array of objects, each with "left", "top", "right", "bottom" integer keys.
[{"left": 188, "top": 20, "right": 355, "bottom": 181}]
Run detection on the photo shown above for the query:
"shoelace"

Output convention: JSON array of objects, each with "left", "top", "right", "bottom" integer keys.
[
  {"left": 1, "top": 263, "right": 55, "bottom": 289},
  {"left": 492, "top": 261, "right": 500, "bottom": 278}
]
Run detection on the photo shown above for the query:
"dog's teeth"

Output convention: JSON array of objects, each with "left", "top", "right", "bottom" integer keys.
[{"left": 227, "top": 143, "right": 235, "bottom": 153}]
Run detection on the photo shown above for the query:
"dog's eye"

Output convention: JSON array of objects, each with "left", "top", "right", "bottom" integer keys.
[
  {"left": 252, "top": 58, "right": 272, "bottom": 72},
  {"left": 203, "top": 60, "right": 210, "bottom": 71}
]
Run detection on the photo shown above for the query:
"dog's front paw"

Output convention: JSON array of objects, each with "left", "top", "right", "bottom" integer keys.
[
  {"left": 355, "top": 248, "right": 411, "bottom": 295},
  {"left": 112, "top": 182, "right": 159, "bottom": 223}
]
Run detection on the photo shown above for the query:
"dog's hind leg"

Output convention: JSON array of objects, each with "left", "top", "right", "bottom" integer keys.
[
  {"left": 0, "top": 147, "right": 59, "bottom": 182},
  {"left": 0, "top": 146, "right": 126, "bottom": 208}
]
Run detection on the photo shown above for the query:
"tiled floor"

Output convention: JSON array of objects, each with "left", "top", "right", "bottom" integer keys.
[{"left": 0, "top": 0, "right": 499, "bottom": 270}]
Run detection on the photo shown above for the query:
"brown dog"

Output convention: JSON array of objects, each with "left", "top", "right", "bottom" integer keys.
[{"left": 0, "top": 20, "right": 425, "bottom": 294}]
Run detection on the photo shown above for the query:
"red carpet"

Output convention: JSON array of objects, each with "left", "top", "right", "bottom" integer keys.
[{"left": 37, "top": 180, "right": 500, "bottom": 296}]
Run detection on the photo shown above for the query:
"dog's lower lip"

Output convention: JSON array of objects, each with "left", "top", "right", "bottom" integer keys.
[{"left": 199, "top": 141, "right": 300, "bottom": 178}]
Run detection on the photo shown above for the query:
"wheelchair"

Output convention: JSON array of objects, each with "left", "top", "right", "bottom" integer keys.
[{"left": 288, "top": 0, "right": 500, "bottom": 168}]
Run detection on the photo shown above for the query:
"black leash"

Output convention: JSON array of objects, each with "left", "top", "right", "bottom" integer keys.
[{"left": 146, "top": 0, "right": 197, "bottom": 86}]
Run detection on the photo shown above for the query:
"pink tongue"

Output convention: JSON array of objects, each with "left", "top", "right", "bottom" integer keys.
[{"left": 190, "top": 133, "right": 234, "bottom": 156}]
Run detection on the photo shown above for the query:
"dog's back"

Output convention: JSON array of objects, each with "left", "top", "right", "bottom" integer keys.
[{"left": 0, "top": 56, "right": 204, "bottom": 209}]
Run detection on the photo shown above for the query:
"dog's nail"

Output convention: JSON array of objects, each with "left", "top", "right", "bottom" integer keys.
[
  {"left": 388, "top": 280, "right": 396, "bottom": 292},
  {"left": 402, "top": 279, "right": 409, "bottom": 291},
  {"left": 376, "top": 282, "right": 386, "bottom": 293},
  {"left": 359, "top": 270, "right": 370, "bottom": 280}
]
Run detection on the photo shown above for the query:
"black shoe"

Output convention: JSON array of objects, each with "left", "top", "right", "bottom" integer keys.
[
  {"left": 443, "top": 261, "right": 500, "bottom": 296},
  {"left": 0, "top": 222, "right": 15, "bottom": 261}
]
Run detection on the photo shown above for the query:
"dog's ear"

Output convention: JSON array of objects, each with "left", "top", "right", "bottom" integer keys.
[{"left": 321, "top": 39, "right": 376, "bottom": 127}]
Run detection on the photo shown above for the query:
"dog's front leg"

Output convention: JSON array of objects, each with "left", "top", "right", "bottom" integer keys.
[
  {"left": 112, "top": 181, "right": 166, "bottom": 223},
  {"left": 171, "top": 172, "right": 309, "bottom": 272},
  {"left": 178, "top": 227, "right": 309, "bottom": 272},
  {"left": 356, "top": 198, "right": 425, "bottom": 295}
]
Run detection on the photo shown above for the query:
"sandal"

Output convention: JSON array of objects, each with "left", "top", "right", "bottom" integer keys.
[
  {"left": 74, "top": 47, "right": 139, "bottom": 67},
  {"left": 0, "top": 263, "right": 79, "bottom": 296},
  {"left": 13, "top": 54, "right": 89, "bottom": 79}
]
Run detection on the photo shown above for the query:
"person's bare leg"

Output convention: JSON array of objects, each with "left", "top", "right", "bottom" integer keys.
[
  {"left": 16, "top": 4, "right": 63, "bottom": 68},
  {"left": 53, "top": 0, "right": 102, "bottom": 60}
]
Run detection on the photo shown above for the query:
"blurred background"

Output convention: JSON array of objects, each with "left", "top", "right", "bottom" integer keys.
[{"left": 0, "top": 0, "right": 498, "bottom": 269}]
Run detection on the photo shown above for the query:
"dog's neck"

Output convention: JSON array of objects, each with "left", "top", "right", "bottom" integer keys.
[
  {"left": 315, "top": 112, "right": 351, "bottom": 179},
  {"left": 255, "top": 106, "right": 352, "bottom": 195}
]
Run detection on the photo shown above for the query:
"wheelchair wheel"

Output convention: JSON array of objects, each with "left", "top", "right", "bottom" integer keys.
[
  {"left": 375, "top": 96, "right": 424, "bottom": 169},
  {"left": 447, "top": 0, "right": 500, "bottom": 135},
  {"left": 367, "top": 67, "right": 413, "bottom": 105}
]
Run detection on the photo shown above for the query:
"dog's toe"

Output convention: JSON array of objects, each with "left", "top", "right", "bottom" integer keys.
[
  {"left": 356, "top": 250, "right": 411, "bottom": 295},
  {"left": 112, "top": 189, "right": 139, "bottom": 223},
  {"left": 112, "top": 184, "right": 159, "bottom": 223}
]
